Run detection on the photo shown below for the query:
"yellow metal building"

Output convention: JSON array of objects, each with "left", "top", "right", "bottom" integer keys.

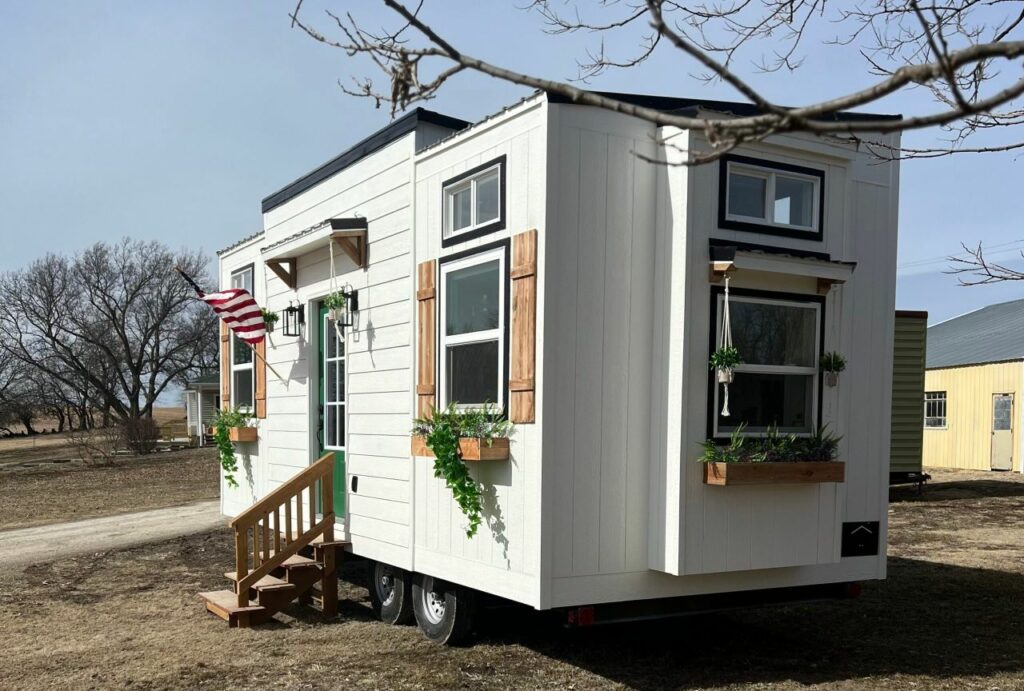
[{"left": 923, "top": 300, "right": 1024, "bottom": 472}]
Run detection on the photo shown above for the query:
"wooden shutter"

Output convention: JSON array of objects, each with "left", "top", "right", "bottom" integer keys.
[
  {"left": 416, "top": 260, "right": 437, "bottom": 418},
  {"left": 219, "top": 322, "right": 231, "bottom": 410},
  {"left": 254, "top": 339, "right": 267, "bottom": 419},
  {"left": 510, "top": 229, "right": 537, "bottom": 423}
]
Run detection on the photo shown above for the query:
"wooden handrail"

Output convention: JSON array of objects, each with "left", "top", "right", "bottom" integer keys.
[
  {"left": 230, "top": 452, "right": 335, "bottom": 528},
  {"left": 230, "top": 452, "right": 336, "bottom": 607}
]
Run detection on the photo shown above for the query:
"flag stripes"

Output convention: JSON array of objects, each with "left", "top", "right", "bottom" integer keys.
[{"left": 200, "top": 288, "right": 266, "bottom": 344}]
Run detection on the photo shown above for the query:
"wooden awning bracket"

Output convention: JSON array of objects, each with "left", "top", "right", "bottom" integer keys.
[
  {"left": 817, "top": 277, "right": 846, "bottom": 294},
  {"left": 330, "top": 230, "right": 368, "bottom": 269},
  {"left": 265, "top": 258, "right": 297, "bottom": 290},
  {"left": 709, "top": 260, "right": 736, "bottom": 283}
]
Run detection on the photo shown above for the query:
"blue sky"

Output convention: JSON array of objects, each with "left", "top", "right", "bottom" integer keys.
[{"left": 1, "top": 1, "right": 1022, "bottom": 324}]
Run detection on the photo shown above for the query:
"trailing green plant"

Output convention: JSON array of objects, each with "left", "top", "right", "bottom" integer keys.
[
  {"left": 820, "top": 352, "right": 847, "bottom": 373},
  {"left": 709, "top": 345, "right": 743, "bottom": 371},
  {"left": 699, "top": 423, "right": 841, "bottom": 464},
  {"left": 260, "top": 307, "right": 279, "bottom": 326},
  {"left": 324, "top": 291, "right": 347, "bottom": 311},
  {"left": 212, "top": 407, "right": 253, "bottom": 488},
  {"left": 412, "top": 402, "right": 513, "bottom": 537}
]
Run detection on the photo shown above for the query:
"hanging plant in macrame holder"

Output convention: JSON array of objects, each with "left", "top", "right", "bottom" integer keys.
[{"left": 709, "top": 276, "right": 742, "bottom": 417}]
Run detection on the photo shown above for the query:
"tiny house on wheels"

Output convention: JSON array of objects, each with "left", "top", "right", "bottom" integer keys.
[{"left": 204, "top": 91, "right": 902, "bottom": 642}]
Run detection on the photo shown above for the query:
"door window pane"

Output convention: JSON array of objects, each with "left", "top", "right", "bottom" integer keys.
[
  {"left": 451, "top": 185, "right": 472, "bottom": 231},
  {"left": 774, "top": 175, "right": 815, "bottom": 227},
  {"left": 729, "top": 301, "right": 817, "bottom": 367},
  {"left": 728, "top": 173, "right": 766, "bottom": 219},
  {"left": 718, "top": 373, "right": 813, "bottom": 433},
  {"left": 476, "top": 171, "right": 500, "bottom": 224},
  {"left": 447, "top": 341, "right": 499, "bottom": 405},
  {"left": 994, "top": 396, "right": 1012, "bottom": 431},
  {"left": 446, "top": 260, "right": 500, "bottom": 335}
]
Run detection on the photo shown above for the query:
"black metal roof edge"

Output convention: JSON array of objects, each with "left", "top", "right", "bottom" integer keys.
[
  {"left": 260, "top": 108, "right": 470, "bottom": 214},
  {"left": 547, "top": 90, "right": 902, "bottom": 123}
]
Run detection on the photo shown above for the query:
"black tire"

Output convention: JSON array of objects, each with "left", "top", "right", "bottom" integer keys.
[
  {"left": 411, "top": 573, "right": 478, "bottom": 645},
  {"left": 367, "top": 561, "right": 414, "bottom": 625}
]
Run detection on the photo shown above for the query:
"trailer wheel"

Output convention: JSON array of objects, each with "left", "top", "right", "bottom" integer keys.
[
  {"left": 367, "top": 561, "right": 414, "bottom": 625},
  {"left": 412, "top": 573, "right": 477, "bottom": 645}
]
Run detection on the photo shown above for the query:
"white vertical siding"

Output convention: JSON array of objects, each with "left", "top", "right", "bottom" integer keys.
[
  {"left": 410, "top": 98, "right": 547, "bottom": 606},
  {"left": 543, "top": 105, "right": 658, "bottom": 584}
]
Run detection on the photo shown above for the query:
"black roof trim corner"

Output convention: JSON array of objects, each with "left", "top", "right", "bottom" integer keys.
[
  {"left": 261, "top": 108, "right": 469, "bottom": 214},
  {"left": 547, "top": 90, "right": 902, "bottom": 123}
]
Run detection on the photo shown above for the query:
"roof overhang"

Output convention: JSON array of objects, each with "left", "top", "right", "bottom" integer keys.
[
  {"left": 709, "top": 242, "right": 856, "bottom": 292},
  {"left": 260, "top": 218, "right": 369, "bottom": 289}
]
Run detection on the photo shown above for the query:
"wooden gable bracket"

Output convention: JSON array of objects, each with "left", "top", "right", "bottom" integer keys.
[
  {"left": 708, "top": 244, "right": 737, "bottom": 283},
  {"left": 817, "top": 277, "right": 846, "bottom": 295},
  {"left": 265, "top": 258, "right": 297, "bottom": 290},
  {"left": 329, "top": 218, "right": 369, "bottom": 270}
]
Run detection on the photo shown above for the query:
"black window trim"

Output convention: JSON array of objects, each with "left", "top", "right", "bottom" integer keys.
[
  {"left": 436, "top": 238, "right": 511, "bottom": 417},
  {"left": 441, "top": 155, "right": 507, "bottom": 248},
  {"left": 706, "top": 286, "right": 826, "bottom": 441},
  {"left": 718, "top": 154, "right": 826, "bottom": 241}
]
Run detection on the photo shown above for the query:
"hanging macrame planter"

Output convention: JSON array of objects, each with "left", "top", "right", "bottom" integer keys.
[
  {"left": 713, "top": 275, "right": 739, "bottom": 417},
  {"left": 327, "top": 240, "right": 346, "bottom": 339}
]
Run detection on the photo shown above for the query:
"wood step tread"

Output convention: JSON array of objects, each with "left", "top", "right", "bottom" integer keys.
[
  {"left": 199, "top": 590, "right": 265, "bottom": 615},
  {"left": 311, "top": 536, "right": 352, "bottom": 548},
  {"left": 222, "top": 573, "right": 295, "bottom": 591}
]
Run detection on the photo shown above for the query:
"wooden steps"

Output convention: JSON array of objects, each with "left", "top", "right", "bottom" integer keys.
[{"left": 199, "top": 452, "right": 343, "bottom": 628}]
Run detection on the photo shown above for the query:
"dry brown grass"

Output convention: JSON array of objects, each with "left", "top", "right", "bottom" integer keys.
[
  {"left": 0, "top": 446, "right": 219, "bottom": 531},
  {"left": 0, "top": 469, "right": 1022, "bottom": 690}
]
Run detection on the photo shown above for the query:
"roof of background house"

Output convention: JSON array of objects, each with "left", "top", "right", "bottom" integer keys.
[
  {"left": 927, "top": 298, "right": 1024, "bottom": 368},
  {"left": 187, "top": 373, "right": 220, "bottom": 388}
]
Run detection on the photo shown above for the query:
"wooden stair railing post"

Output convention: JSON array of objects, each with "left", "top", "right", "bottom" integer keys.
[
  {"left": 321, "top": 470, "right": 338, "bottom": 617},
  {"left": 235, "top": 530, "right": 248, "bottom": 608}
]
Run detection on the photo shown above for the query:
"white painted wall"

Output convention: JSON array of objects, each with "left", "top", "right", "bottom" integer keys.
[{"left": 411, "top": 97, "right": 548, "bottom": 606}]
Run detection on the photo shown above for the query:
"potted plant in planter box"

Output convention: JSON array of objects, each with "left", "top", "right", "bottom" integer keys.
[
  {"left": 260, "top": 307, "right": 279, "bottom": 333},
  {"left": 212, "top": 407, "right": 256, "bottom": 488},
  {"left": 700, "top": 424, "right": 845, "bottom": 486},
  {"left": 820, "top": 352, "right": 847, "bottom": 387},
  {"left": 324, "top": 291, "right": 347, "bottom": 321},
  {"left": 709, "top": 345, "right": 742, "bottom": 383},
  {"left": 411, "top": 402, "right": 513, "bottom": 537}
]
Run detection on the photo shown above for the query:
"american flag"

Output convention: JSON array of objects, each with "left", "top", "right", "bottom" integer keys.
[{"left": 176, "top": 268, "right": 266, "bottom": 345}]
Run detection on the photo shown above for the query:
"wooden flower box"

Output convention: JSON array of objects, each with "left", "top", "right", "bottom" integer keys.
[
  {"left": 229, "top": 427, "right": 258, "bottom": 443},
  {"left": 410, "top": 436, "right": 510, "bottom": 461},
  {"left": 703, "top": 461, "right": 846, "bottom": 486}
]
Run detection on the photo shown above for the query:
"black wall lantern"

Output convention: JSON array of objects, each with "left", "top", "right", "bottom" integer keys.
[{"left": 282, "top": 302, "right": 305, "bottom": 337}]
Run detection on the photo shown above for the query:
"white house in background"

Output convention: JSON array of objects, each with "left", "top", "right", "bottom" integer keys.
[
  {"left": 214, "top": 91, "right": 902, "bottom": 641},
  {"left": 184, "top": 373, "right": 219, "bottom": 446}
]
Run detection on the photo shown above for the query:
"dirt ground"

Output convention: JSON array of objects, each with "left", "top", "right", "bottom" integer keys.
[
  {"left": 0, "top": 445, "right": 219, "bottom": 531},
  {"left": 0, "top": 467, "right": 1022, "bottom": 690}
]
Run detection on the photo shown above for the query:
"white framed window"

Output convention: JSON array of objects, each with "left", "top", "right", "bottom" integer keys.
[
  {"left": 442, "top": 156, "right": 505, "bottom": 245},
  {"left": 720, "top": 155, "right": 824, "bottom": 238},
  {"left": 924, "top": 391, "right": 947, "bottom": 429},
  {"left": 230, "top": 265, "right": 254, "bottom": 411},
  {"left": 713, "top": 293, "right": 822, "bottom": 437},
  {"left": 439, "top": 246, "right": 506, "bottom": 409}
]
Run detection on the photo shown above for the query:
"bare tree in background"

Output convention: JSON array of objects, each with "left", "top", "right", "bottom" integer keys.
[
  {"left": 0, "top": 240, "right": 218, "bottom": 442},
  {"left": 947, "top": 242, "right": 1024, "bottom": 285},
  {"left": 290, "top": 0, "right": 1024, "bottom": 161}
]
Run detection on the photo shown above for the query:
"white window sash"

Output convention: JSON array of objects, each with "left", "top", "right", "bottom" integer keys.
[
  {"left": 713, "top": 294, "right": 821, "bottom": 437},
  {"left": 443, "top": 163, "right": 502, "bottom": 238},
  {"left": 725, "top": 161, "right": 820, "bottom": 232},
  {"left": 322, "top": 314, "right": 346, "bottom": 451},
  {"left": 230, "top": 337, "right": 254, "bottom": 412},
  {"left": 438, "top": 247, "right": 506, "bottom": 409}
]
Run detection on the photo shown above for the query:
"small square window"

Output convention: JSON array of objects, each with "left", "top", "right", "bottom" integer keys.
[
  {"left": 720, "top": 155, "right": 824, "bottom": 239},
  {"left": 442, "top": 156, "right": 505, "bottom": 246},
  {"left": 925, "top": 391, "right": 947, "bottom": 428}
]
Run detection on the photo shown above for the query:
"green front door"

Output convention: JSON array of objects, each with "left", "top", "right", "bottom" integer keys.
[{"left": 318, "top": 304, "right": 346, "bottom": 515}]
